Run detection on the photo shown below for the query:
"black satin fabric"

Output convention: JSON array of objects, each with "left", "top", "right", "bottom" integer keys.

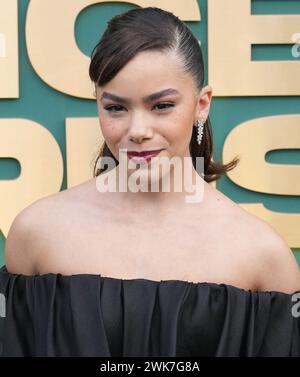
[{"left": 0, "top": 264, "right": 299, "bottom": 357}]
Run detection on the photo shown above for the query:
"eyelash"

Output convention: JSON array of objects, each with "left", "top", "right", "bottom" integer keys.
[{"left": 103, "top": 103, "right": 175, "bottom": 113}]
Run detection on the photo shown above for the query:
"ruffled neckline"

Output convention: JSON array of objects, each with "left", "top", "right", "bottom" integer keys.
[{"left": 1, "top": 264, "right": 299, "bottom": 296}]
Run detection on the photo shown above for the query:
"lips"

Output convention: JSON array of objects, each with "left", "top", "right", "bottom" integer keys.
[
  {"left": 127, "top": 149, "right": 163, "bottom": 164},
  {"left": 127, "top": 149, "right": 163, "bottom": 157}
]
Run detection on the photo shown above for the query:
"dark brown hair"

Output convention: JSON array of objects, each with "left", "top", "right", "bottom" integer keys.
[{"left": 89, "top": 7, "right": 239, "bottom": 182}]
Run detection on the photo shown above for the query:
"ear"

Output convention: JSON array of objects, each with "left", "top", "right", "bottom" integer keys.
[{"left": 194, "top": 85, "right": 213, "bottom": 123}]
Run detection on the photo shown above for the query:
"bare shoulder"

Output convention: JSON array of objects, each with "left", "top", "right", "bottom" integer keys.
[
  {"left": 4, "top": 198, "right": 51, "bottom": 275},
  {"left": 209, "top": 187, "right": 300, "bottom": 293},
  {"left": 5, "top": 180, "right": 104, "bottom": 275},
  {"left": 251, "top": 218, "right": 300, "bottom": 293},
  {"left": 4, "top": 179, "right": 95, "bottom": 276},
  {"left": 236, "top": 206, "right": 300, "bottom": 294}
]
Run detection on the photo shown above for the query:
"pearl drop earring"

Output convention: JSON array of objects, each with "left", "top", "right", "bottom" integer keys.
[{"left": 195, "top": 119, "right": 204, "bottom": 145}]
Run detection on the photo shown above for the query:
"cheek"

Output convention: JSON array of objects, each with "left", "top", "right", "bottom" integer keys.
[
  {"left": 166, "top": 114, "right": 192, "bottom": 143},
  {"left": 99, "top": 117, "right": 123, "bottom": 142}
]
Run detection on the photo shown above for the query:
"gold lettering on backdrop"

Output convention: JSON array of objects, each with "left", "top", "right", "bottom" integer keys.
[
  {"left": 0, "top": 0, "right": 18, "bottom": 98},
  {"left": 0, "top": 119, "right": 64, "bottom": 237},
  {"left": 26, "top": 0, "right": 200, "bottom": 99},
  {"left": 66, "top": 118, "right": 104, "bottom": 187},
  {"left": 223, "top": 115, "right": 300, "bottom": 246},
  {"left": 208, "top": 0, "right": 300, "bottom": 96}
]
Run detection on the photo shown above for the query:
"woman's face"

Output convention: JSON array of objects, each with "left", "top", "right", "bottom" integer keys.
[{"left": 95, "top": 50, "right": 212, "bottom": 182}]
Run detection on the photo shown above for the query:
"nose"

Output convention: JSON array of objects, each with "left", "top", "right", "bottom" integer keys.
[{"left": 128, "top": 113, "right": 153, "bottom": 143}]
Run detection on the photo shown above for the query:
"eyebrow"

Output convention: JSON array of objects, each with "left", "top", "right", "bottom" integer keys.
[{"left": 99, "top": 88, "right": 180, "bottom": 104}]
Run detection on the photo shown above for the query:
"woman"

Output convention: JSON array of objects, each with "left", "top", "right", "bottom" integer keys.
[{"left": 0, "top": 7, "right": 300, "bottom": 357}]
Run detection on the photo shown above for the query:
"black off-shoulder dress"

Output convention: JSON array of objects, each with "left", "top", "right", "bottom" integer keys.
[{"left": 0, "top": 264, "right": 299, "bottom": 357}]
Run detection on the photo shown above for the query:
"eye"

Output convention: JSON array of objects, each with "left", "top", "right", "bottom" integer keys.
[
  {"left": 153, "top": 102, "right": 174, "bottom": 111},
  {"left": 104, "top": 105, "right": 125, "bottom": 113},
  {"left": 103, "top": 102, "right": 175, "bottom": 113}
]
